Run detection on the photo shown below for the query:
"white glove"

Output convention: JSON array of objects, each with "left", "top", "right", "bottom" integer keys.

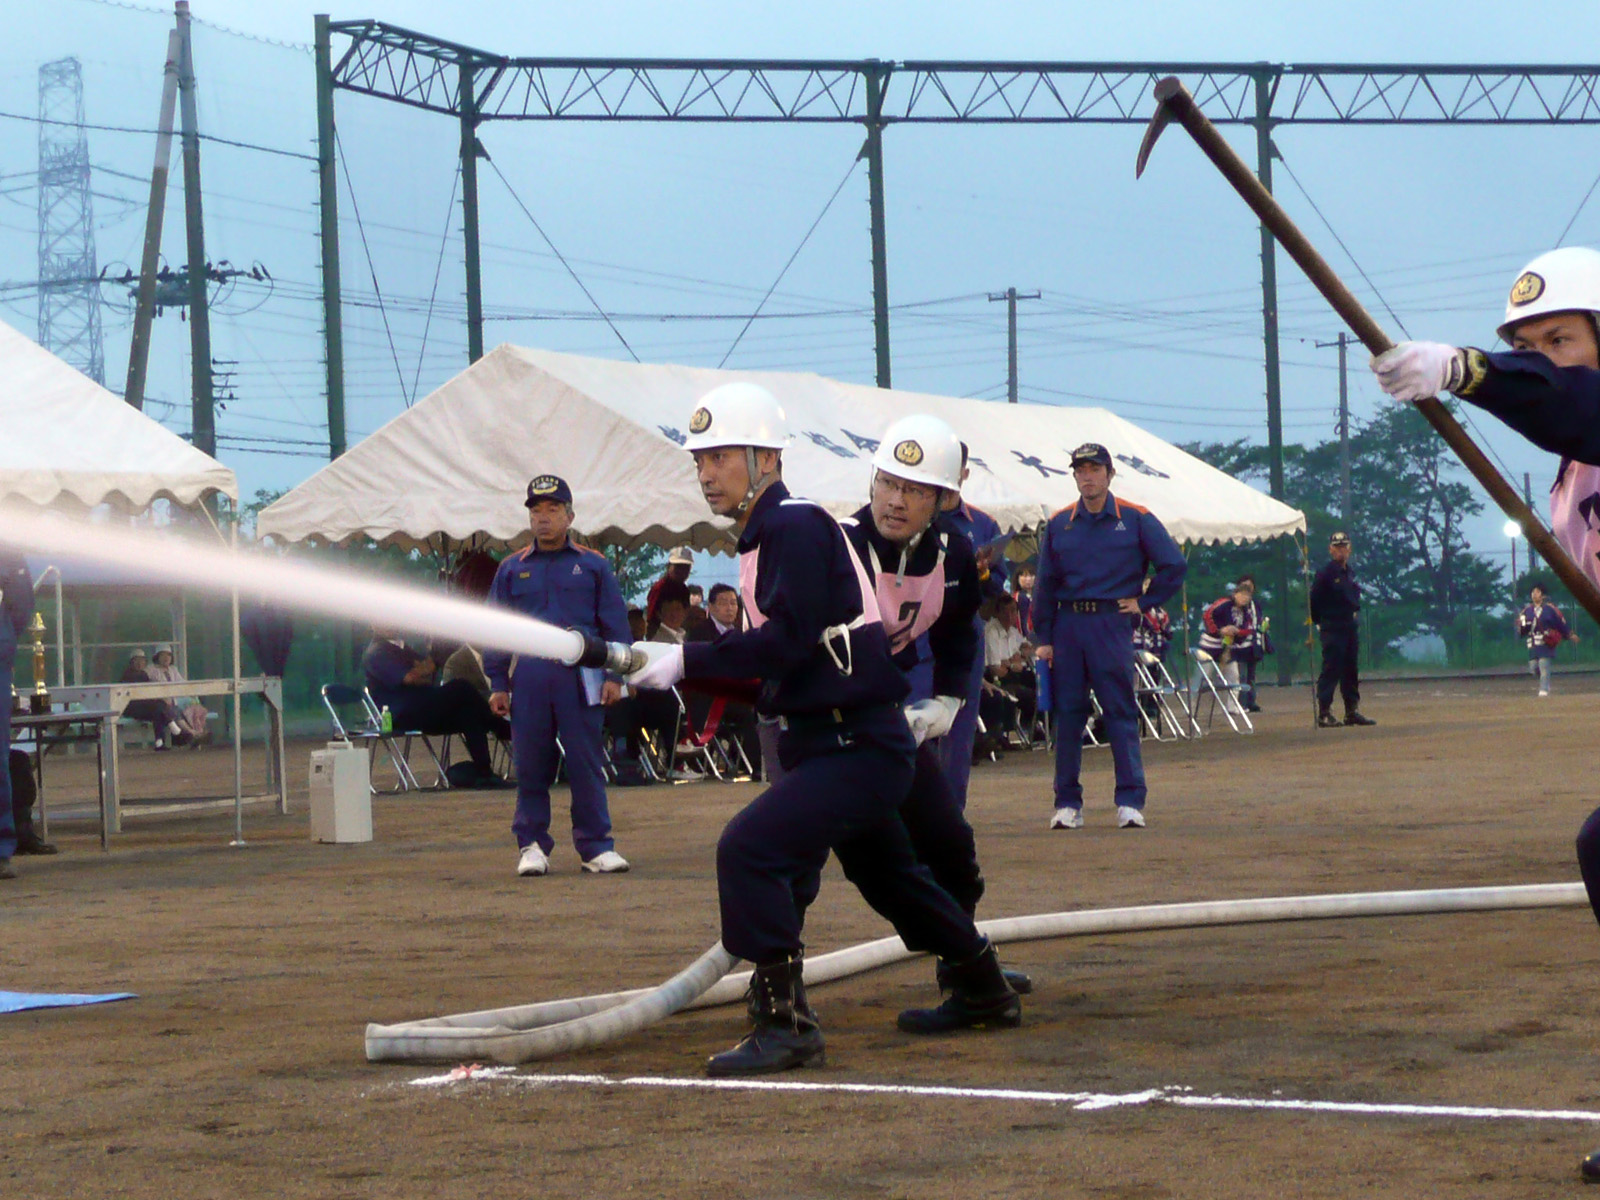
[
  {"left": 623, "top": 641, "right": 684, "bottom": 690},
  {"left": 1370, "top": 341, "right": 1467, "bottom": 403},
  {"left": 903, "top": 695, "right": 962, "bottom": 746}
]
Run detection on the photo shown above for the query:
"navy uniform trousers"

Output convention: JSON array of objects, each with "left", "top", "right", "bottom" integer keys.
[
  {"left": 1316, "top": 621, "right": 1360, "bottom": 714},
  {"left": 935, "top": 618, "right": 987, "bottom": 810},
  {"left": 510, "top": 657, "right": 613, "bottom": 859},
  {"left": 718, "top": 705, "right": 986, "bottom": 965},
  {"left": 1052, "top": 610, "right": 1146, "bottom": 812}
]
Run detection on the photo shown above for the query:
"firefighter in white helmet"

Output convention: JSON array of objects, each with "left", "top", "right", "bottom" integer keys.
[
  {"left": 837, "top": 413, "right": 1033, "bottom": 997},
  {"left": 1369, "top": 249, "right": 1600, "bottom": 1182},
  {"left": 625, "top": 383, "right": 1020, "bottom": 1077}
]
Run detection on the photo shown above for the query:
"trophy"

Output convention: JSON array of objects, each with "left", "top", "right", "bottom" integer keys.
[{"left": 28, "top": 611, "right": 48, "bottom": 714}]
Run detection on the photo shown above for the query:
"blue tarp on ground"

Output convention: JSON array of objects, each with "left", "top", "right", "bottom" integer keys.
[{"left": 0, "top": 990, "right": 136, "bottom": 1014}]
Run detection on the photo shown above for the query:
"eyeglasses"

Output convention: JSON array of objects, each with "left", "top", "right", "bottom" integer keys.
[{"left": 872, "top": 473, "right": 939, "bottom": 503}]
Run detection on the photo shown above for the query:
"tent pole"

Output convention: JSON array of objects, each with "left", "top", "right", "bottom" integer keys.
[{"left": 229, "top": 514, "right": 244, "bottom": 847}]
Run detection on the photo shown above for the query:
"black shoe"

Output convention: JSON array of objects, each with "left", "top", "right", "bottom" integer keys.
[
  {"left": 1581, "top": 1147, "right": 1600, "bottom": 1181},
  {"left": 899, "top": 941, "right": 1022, "bottom": 1034},
  {"left": 1316, "top": 710, "right": 1342, "bottom": 729},
  {"left": 1343, "top": 711, "right": 1376, "bottom": 727},
  {"left": 15, "top": 834, "right": 57, "bottom": 856},
  {"left": 936, "top": 956, "right": 1033, "bottom": 996},
  {"left": 1244, "top": 702, "right": 1263, "bottom": 713},
  {"left": 171, "top": 728, "right": 193, "bottom": 748},
  {"left": 0, "top": 857, "right": 14, "bottom": 879},
  {"left": 706, "top": 956, "right": 826, "bottom": 1077}
]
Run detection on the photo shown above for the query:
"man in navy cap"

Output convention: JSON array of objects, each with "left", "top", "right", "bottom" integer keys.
[
  {"left": 0, "top": 548, "right": 33, "bottom": 879},
  {"left": 485, "top": 475, "right": 632, "bottom": 877},
  {"left": 1309, "top": 531, "right": 1375, "bottom": 729},
  {"left": 1033, "top": 443, "right": 1185, "bottom": 830}
]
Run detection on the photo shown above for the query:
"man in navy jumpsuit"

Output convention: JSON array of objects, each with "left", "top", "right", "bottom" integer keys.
[
  {"left": 1033, "top": 443, "right": 1185, "bottom": 830},
  {"left": 1309, "top": 532, "right": 1375, "bottom": 728},
  {"left": 0, "top": 550, "right": 34, "bottom": 879},
  {"left": 936, "top": 443, "right": 1007, "bottom": 808},
  {"left": 485, "top": 476, "right": 631, "bottom": 878},
  {"left": 625, "top": 383, "right": 1019, "bottom": 1077}
]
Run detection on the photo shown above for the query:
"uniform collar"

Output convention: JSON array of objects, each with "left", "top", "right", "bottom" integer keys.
[
  {"left": 850, "top": 503, "right": 939, "bottom": 574},
  {"left": 737, "top": 481, "right": 791, "bottom": 551},
  {"left": 1068, "top": 492, "right": 1122, "bottom": 522},
  {"left": 520, "top": 536, "right": 576, "bottom": 559}
]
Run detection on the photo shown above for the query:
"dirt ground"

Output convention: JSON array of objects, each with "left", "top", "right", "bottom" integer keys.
[{"left": 6, "top": 674, "right": 1600, "bottom": 1198}]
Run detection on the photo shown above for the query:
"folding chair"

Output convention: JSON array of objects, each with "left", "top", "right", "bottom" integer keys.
[
  {"left": 364, "top": 688, "right": 450, "bottom": 788},
  {"left": 671, "top": 689, "right": 727, "bottom": 781},
  {"left": 1189, "top": 648, "right": 1253, "bottom": 734},
  {"left": 321, "top": 683, "right": 416, "bottom": 793},
  {"left": 1134, "top": 652, "right": 1196, "bottom": 740}
]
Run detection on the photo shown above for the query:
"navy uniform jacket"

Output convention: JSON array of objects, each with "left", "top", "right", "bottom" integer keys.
[
  {"left": 940, "top": 502, "right": 1008, "bottom": 602},
  {"left": 482, "top": 538, "right": 630, "bottom": 693},
  {"left": 1309, "top": 561, "right": 1360, "bottom": 627},
  {"left": 681, "top": 483, "right": 907, "bottom": 717},
  {"left": 1031, "top": 493, "right": 1186, "bottom": 647},
  {"left": 362, "top": 638, "right": 431, "bottom": 716},
  {"left": 841, "top": 503, "right": 983, "bottom": 699},
  {"left": 1457, "top": 348, "right": 1600, "bottom": 462},
  {"left": 0, "top": 550, "right": 33, "bottom": 661}
]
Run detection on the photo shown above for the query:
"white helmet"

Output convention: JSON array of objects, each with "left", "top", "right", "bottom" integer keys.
[
  {"left": 871, "top": 414, "right": 964, "bottom": 491},
  {"left": 1497, "top": 246, "right": 1600, "bottom": 342},
  {"left": 683, "top": 382, "right": 789, "bottom": 451}
]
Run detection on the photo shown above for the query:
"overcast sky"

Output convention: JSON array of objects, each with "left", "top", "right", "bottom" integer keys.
[{"left": 9, "top": 0, "right": 1600, "bottom": 577}]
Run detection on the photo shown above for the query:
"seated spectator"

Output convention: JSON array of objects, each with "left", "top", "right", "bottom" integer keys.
[
  {"left": 120, "top": 648, "right": 191, "bottom": 750},
  {"left": 361, "top": 627, "right": 510, "bottom": 787},
  {"left": 645, "top": 547, "right": 693, "bottom": 634},
  {"left": 651, "top": 580, "right": 692, "bottom": 645},
  {"left": 439, "top": 643, "right": 492, "bottom": 698},
  {"left": 1197, "top": 583, "right": 1257, "bottom": 698},
  {"left": 146, "top": 644, "right": 210, "bottom": 745},
  {"left": 982, "top": 595, "right": 1037, "bottom": 744},
  {"left": 1132, "top": 582, "right": 1174, "bottom": 664},
  {"left": 682, "top": 582, "right": 761, "bottom": 774},
  {"left": 627, "top": 607, "right": 647, "bottom": 641}
]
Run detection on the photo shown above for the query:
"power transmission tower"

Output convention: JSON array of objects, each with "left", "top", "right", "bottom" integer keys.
[
  {"left": 36, "top": 57, "right": 104, "bottom": 385},
  {"left": 986, "top": 287, "right": 1039, "bottom": 402}
]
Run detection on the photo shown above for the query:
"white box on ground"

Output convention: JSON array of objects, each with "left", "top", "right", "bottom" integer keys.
[{"left": 309, "top": 743, "right": 371, "bottom": 843}]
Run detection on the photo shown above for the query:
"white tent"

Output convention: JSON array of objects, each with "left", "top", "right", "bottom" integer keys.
[
  {"left": 259, "top": 345, "right": 1303, "bottom": 550},
  {"left": 0, "top": 317, "right": 237, "bottom": 511}
]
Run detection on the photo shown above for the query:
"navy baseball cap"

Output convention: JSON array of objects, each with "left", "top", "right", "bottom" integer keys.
[
  {"left": 1329, "top": 531, "right": 1351, "bottom": 546},
  {"left": 525, "top": 474, "right": 573, "bottom": 507},
  {"left": 1070, "top": 442, "right": 1112, "bottom": 468}
]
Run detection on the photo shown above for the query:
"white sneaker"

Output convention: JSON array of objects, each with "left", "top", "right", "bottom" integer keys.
[
  {"left": 1049, "top": 808, "right": 1083, "bottom": 830},
  {"left": 581, "top": 850, "right": 630, "bottom": 874},
  {"left": 1117, "top": 806, "right": 1146, "bottom": 829},
  {"left": 1538, "top": 690, "right": 1550, "bottom": 698},
  {"left": 516, "top": 845, "right": 549, "bottom": 877}
]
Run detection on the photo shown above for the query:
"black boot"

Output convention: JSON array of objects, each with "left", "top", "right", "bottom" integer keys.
[
  {"left": 706, "top": 955, "right": 826, "bottom": 1077},
  {"left": 1343, "top": 710, "right": 1376, "bottom": 726},
  {"left": 1317, "top": 709, "right": 1341, "bottom": 728},
  {"left": 936, "top": 956, "right": 1033, "bottom": 996},
  {"left": 899, "top": 941, "right": 1021, "bottom": 1034}
]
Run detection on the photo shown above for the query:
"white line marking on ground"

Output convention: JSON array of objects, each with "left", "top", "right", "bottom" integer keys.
[{"left": 404, "top": 1068, "right": 1600, "bottom": 1123}]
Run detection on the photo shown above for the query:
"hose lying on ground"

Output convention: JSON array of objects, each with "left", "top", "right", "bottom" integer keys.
[{"left": 364, "top": 881, "right": 1587, "bottom": 1065}]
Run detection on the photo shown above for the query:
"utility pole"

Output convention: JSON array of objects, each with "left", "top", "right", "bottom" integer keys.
[
  {"left": 459, "top": 57, "right": 485, "bottom": 364},
  {"left": 1315, "top": 331, "right": 1353, "bottom": 525},
  {"left": 174, "top": 0, "right": 215, "bottom": 458},
  {"left": 1253, "top": 67, "right": 1292, "bottom": 687},
  {"left": 125, "top": 23, "right": 182, "bottom": 411},
  {"left": 36, "top": 57, "right": 104, "bottom": 385},
  {"left": 987, "top": 287, "right": 1040, "bottom": 402},
  {"left": 862, "top": 61, "right": 892, "bottom": 390},
  {"left": 314, "top": 14, "right": 346, "bottom": 460},
  {"left": 1524, "top": 471, "right": 1539, "bottom": 574}
]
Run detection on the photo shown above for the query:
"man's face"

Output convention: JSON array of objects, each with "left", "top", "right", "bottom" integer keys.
[
  {"left": 1073, "top": 461, "right": 1112, "bottom": 501},
  {"left": 1330, "top": 542, "right": 1352, "bottom": 564},
  {"left": 659, "top": 599, "right": 687, "bottom": 631},
  {"left": 528, "top": 500, "right": 572, "bottom": 545},
  {"left": 709, "top": 589, "right": 740, "bottom": 627},
  {"left": 1509, "top": 312, "right": 1600, "bottom": 370},
  {"left": 1531, "top": 587, "right": 1546, "bottom": 604},
  {"left": 669, "top": 562, "right": 691, "bottom": 581},
  {"left": 694, "top": 447, "right": 769, "bottom": 518},
  {"left": 870, "top": 470, "right": 941, "bottom": 544},
  {"left": 1232, "top": 588, "right": 1252, "bottom": 607}
]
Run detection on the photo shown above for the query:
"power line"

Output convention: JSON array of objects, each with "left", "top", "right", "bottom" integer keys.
[
  {"left": 484, "top": 152, "right": 639, "bottom": 362},
  {"left": 0, "top": 108, "right": 314, "bottom": 162},
  {"left": 335, "top": 129, "right": 410, "bottom": 406}
]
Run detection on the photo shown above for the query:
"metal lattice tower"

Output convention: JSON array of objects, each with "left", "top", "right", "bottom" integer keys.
[{"left": 37, "top": 57, "right": 104, "bottom": 385}]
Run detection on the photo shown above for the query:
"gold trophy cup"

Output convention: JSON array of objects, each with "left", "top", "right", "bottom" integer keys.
[{"left": 28, "top": 611, "right": 48, "bottom": 713}]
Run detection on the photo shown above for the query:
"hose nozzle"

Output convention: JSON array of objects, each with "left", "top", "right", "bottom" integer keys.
[{"left": 572, "top": 631, "right": 646, "bottom": 674}]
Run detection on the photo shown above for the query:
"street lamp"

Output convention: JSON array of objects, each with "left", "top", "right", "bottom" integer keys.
[{"left": 1504, "top": 519, "right": 1521, "bottom": 602}]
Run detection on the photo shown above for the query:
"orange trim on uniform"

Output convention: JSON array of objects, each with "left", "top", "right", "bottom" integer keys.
[
  {"left": 1114, "top": 495, "right": 1151, "bottom": 517},
  {"left": 1049, "top": 500, "right": 1080, "bottom": 521}
]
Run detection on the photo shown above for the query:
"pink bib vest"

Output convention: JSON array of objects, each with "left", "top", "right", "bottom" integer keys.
[
  {"left": 1551, "top": 461, "right": 1600, "bottom": 591},
  {"left": 861, "top": 539, "right": 947, "bottom": 655},
  {"left": 738, "top": 500, "right": 883, "bottom": 636}
]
